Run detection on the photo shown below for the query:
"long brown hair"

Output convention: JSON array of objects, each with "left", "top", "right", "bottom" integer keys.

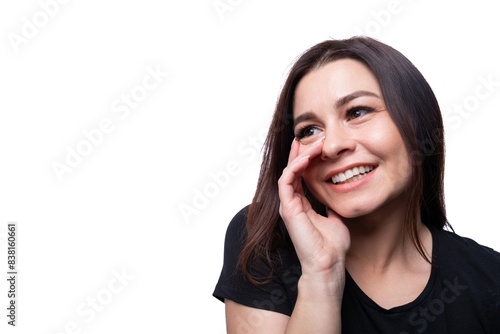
[{"left": 239, "top": 36, "right": 451, "bottom": 285}]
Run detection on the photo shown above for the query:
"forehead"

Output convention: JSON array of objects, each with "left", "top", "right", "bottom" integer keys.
[{"left": 293, "top": 59, "right": 381, "bottom": 110}]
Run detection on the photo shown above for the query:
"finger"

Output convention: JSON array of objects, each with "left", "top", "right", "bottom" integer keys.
[
  {"left": 287, "top": 138, "right": 301, "bottom": 165},
  {"left": 286, "top": 136, "right": 323, "bottom": 167},
  {"left": 278, "top": 159, "right": 307, "bottom": 206},
  {"left": 280, "top": 137, "right": 325, "bottom": 194},
  {"left": 287, "top": 136, "right": 325, "bottom": 172},
  {"left": 279, "top": 137, "right": 325, "bottom": 214}
]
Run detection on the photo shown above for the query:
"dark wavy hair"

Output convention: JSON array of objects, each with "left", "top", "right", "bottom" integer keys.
[{"left": 239, "top": 36, "right": 451, "bottom": 285}]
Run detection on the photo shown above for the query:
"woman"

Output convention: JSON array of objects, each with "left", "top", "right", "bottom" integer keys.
[{"left": 213, "top": 36, "right": 500, "bottom": 333}]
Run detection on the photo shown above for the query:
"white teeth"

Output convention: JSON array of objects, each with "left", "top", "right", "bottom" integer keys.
[
  {"left": 331, "top": 165, "right": 375, "bottom": 184},
  {"left": 338, "top": 173, "right": 347, "bottom": 182}
]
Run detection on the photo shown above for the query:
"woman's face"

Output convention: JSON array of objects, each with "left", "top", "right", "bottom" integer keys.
[{"left": 292, "top": 58, "right": 412, "bottom": 219}]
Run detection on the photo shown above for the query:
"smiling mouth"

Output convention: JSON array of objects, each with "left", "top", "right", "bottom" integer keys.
[{"left": 331, "top": 165, "right": 376, "bottom": 185}]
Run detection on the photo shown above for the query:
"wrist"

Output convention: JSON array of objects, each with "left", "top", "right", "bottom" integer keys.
[{"left": 298, "top": 262, "right": 346, "bottom": 300}]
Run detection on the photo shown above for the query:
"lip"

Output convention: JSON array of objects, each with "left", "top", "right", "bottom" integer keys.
[{"left": 323, "top": 162, "right": 379, "bottom": 182}]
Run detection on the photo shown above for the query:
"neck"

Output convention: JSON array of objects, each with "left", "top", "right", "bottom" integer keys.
[{"left": 344, "top": 202, "right": 430, "bottom": 274}]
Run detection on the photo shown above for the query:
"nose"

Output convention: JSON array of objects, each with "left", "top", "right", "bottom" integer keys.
[{"left": 321, "top": 125, "right": 356, "bottom": 160}]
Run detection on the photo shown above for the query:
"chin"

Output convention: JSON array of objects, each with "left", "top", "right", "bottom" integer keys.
[
  {"left": 333, "top": 208, "right": 370, "bottom": 219},
  {"left": 325, "top": 200, "right": 380, "bottom": 219}
]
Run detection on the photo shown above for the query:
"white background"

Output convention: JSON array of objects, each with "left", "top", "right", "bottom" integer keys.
[{"left": 1, "top": 0, "right": 499, "bottom": 333}]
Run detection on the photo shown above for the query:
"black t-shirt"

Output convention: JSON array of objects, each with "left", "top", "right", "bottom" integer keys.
[{"left": 213, "top": 206, "right": 500, "bottom": 333}]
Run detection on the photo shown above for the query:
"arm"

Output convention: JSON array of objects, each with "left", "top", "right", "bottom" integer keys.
[
  {"left": 285, "top": 264, "right": 345, "bottom": 333},
  {"left": 226, "top": 138, "right": 349, "bottom": 333},
  {"left": 225, "top": 299, "right": 289, "bottom": 333},
  {"left": 279, "top": 137, "right": 349, "bottom": 333},
  {"left": 225, "top": 268, "right": 344, "bottom": 334}
]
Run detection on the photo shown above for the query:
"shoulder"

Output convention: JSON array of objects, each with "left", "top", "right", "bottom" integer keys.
[
  {"left": 434, "top": 228, "right": 500, "bottom": 330},
  {"left": 434, "top": 227, "right": 500, "bottom": 293},
  {"left": 226, "top": 205, "right": 249, "bottom": 235},
  {"left": 437, "top": 228, "right": 500, "bottom": 265},
  {"left": 222, "top": 205, "right": 250, "bottom": 250},
  {"left": 213, "top": 205, "right": 300, "bottom": 316}
]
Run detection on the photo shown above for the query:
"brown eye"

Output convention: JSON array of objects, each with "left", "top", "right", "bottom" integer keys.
[
  {"left": 295, "top": 126, "right": 323, "bottom": 145},
  {"left": 295, "top": 126, "right": 319, "bottom": 139},
  {"left": 347, "top": 107, "right": 374, "bottom": 120}
]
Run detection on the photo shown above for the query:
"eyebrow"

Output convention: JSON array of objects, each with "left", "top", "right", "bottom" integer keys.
[
  {"left": 335, "top": 90, "right": 380, "bottom": 108},
  {"left": 293, "top": 90, "right": 381, "bottom": 126}
]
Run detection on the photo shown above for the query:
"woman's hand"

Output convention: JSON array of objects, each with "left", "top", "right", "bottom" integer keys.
[{"left": 278, "top": 137, "right": 351, "bottom": 277}]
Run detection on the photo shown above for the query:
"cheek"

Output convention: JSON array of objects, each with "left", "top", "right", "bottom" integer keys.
[
  {"left": 387, "top": 143, "right": 413, "bottom": 186},
  {"left": 301, "top": 165, "right": 315, "bottom": 184},
  {"left": 399, "top": 154, "right": 414, "bottom": 185},
  {"left": 365, "top": 127, "right": 394, "bottom": 148},
  {"left": 367, "top": 115, "right": 402, "bottom": 145},
  {"left": 301, "top": 173, "right": 326, "bottom": 207},
  {"left": 301, "top": 159, "right": 322, "bottom": 191}
]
